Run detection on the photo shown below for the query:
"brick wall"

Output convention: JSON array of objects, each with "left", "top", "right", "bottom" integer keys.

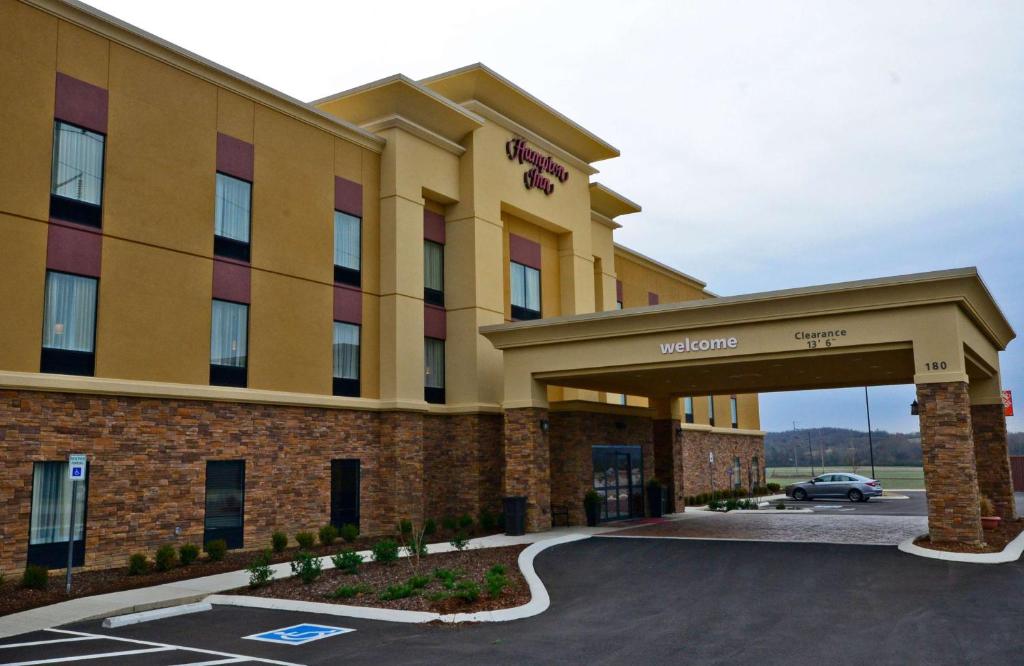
[
  {"left": 549, "top": 411, "right": 655, "bottom": 525},
  {"left": 678, "top": 429, "right": 765, "bottom": 499},
  {"left": 970, "top": 403, "right": 1015, "bottom": 522},
  {"left": 422, "top": 413, "right": 503, "bottom": 522},
  {"left": 917, "top": 382, "right": 983, "bottom": 544}
]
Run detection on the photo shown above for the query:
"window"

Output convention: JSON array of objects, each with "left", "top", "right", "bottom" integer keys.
[
  {"left": 616, "top": 300, "right": 623, "bottom": 310},
  {"left": 41, "top": 271, "right": 97, "bottom": 376},
  {"left": 333, "top": 321, "right": 360, "bottom": 397},
  {"left": 214, "top": 173, "right": 252, "bottom": 261},
  {"left": 683, "top": 397, "right": 694, "bottom": 424},
  {"left": 752, "top": 456, "right": 761, "bottom": 488},
  {"left": 510, "top": 261, "right": 541, "bottom": 320},
  {"left": 424, "top": 337, "right": 445, "bottom": 404},
  {"left": 708, "top": 396, "right": 716, "bottom": 427},
  {"left": 424, "top": 240, "right": 444, "bottom": 306},
  {"left": 51, "top": 120, "right": 104, "bottom": 227},
  {"left": 331, "top": 459, "right": 361, "bottom": 530},
  {"left": 733, "top": 457, "right": 742, "bottom": 489},
  {"left": 334, "top": 210, "right": 361, "bottom": 286},
  {"left": 730, "top": 396, "right": 739, "bottom": 429},
  {"left": 618, "top": 394, "right": 627, "bottom": 406},
  {"left": 210, "top": 299, "right": 248, "bottom": 387},
  {"left": 204, "top": 460, "right": 245, "bottom": 549},
  {"left": 29, "top": 461, "right": 88, "bottom": 568}
]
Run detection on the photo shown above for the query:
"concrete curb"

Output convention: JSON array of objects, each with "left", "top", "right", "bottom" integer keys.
[
  {"left": 102, "top": 602, "right": 212, "bottom": 628},
  {"left": 897, "top": 529, "right": 1024, "bottom": 564},
  {"left": 206, "top": 533, "right": 591, "bottom": 624}
]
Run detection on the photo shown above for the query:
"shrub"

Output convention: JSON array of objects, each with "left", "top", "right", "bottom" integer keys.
[
  {"left": 488, "top": 564, "right": 506, "bottom": 576},
  {"left": 408, "top": 574, "right": 430, "bottom": 589},
  {"left": 319, "top": 524, "right": 339, "bottom": 547},
  {"left": 205, "top": 539, "right": 227, "bottom": 562},
  {"left": 295, "top": 532, "right": 315, "bottom": 550},
  {"left": 478, "top": 509, "right": 496, "bottom": 532},
  {"left": 449, "top": 532, "right": 470, "bottom": 552},
  {"left": 707, "top": 499, "right": 724, "bottom": 512},
  {"left": 154, "top": 544, "right": 178, "bottom": 572},
  {"left": 584, "top": 489, "right": 601, "bottom": 509},
  {"left": 397, "top": 519, "right": 413, "bottom": 536},
  {"left": 330, "top": 583, "right": 371, "bottom": 599},
  {"left": 247, "top": 550, "right": 274, "bottom": 588},
  {"left": 179, "top": 543, "right": 199, "bottom": 566},
  {"left": 767, "top": 482, "right": 782, "bottom": 493},
  {"left": 980, "top": 495, "right": 995, "bottom": 517},
  {"left": 271, "top": 531, "right": 288, "bottom": 553},
  {"left": 340, "top": 523, "right": 359, "bottom": 543},
  {"left": 452, "top": 579, "right": 480, "bottom": 602},
  {"left": 425, "top": 590, "right": 450, "bottom": 602},
  {"left": 776, "top": 502, "right": 786, "bottom": 510},
  {"left": 290, "top": 551, "right": 323, "bottom": 584},
  {"left": 22, "top": 564, "right": 48, "bottom": 590},
  {"left": 127, "top": 553, "right": 150, "bottom": 575},
  {"left": 423, "top": 518, "right": 437, "bottom": 536},
  {"left": 433, "top": 567, "right": 459, "bottom": 589},
  {"left": 458, "top": 513, "right": 474, "bottom": 533},
  {"left": 724, "top": 498, "right": 739, "bottom": 511},
  {"left": 484, "top": 568, "right": 509, "bottom": 598},
  {"left": 372, "top": 539, "right": 400, "bottom": 565},
  {"left": 379, "top": 583, "right": 415, "bottom": 600},
  {"left": 441, "top": 515, "right": 457, "bottom": 532},
  {"left": 331, "top": 550, "right": 364, "bottom": 575}
]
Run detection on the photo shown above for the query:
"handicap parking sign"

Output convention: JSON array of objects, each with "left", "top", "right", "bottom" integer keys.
[{"left": 244, "top": 623, "right": 355, "bottom": 646}]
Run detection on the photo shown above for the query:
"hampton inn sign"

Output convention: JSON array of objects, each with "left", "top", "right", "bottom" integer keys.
[{"left": 506, "top": 137, "right": 569, "bottom": 195}]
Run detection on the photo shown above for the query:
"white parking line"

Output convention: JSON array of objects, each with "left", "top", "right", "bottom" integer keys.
[
  {"left": 169, "top": 659, "right": 247, "bottom": 666},
  {"left": 1, "top": 646, "right": 173, "bottom": 665},
  {"left": 0, "top": 636, "right": 100, "bottom": 650},
  {"left": 42, "top": 629, "right": 302, "bottom": 666}
]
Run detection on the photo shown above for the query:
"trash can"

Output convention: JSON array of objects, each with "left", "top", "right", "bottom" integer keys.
[{"left": 503, "top": 496, "right": 527, "bottom": 536}]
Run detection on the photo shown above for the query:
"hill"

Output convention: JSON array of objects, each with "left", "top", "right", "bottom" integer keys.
[{"left": 765, "top": 428, "right": 1024, "bottom": 467}]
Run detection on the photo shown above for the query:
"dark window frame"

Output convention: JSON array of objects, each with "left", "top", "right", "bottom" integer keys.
[
  {"left": 213, "top": 172, "right": 252, "bottom": 263},
  {"left": 510, "top": 261, "right": 542, "bottom": 321},
  {"left": 332, "top": 320, "right": 361, "bottom": 397},
  {"left": 40, "top": 270, "right": 98, "bottom": 377},
  {"left": 424, "top": 336, "right": 445, "bottom": 404},
  {"left": 50, "top": 120, "right": 106, "bottom": 229},
  {"left": 203, "top": 460, "right": 245, "bottom": 549},
  {"left": 209, "top": 298, "right": 249, "bottom": 388},
  {"left": 684, "top": 397, "right": 695, "bottom": 424},
  {"left": 730, "top": 396, "right": 739, "bottom": 429},
  {"left": 708, "top": 395, "right": 716, "bottom": 427},
  {"left": 334, "top": 210, "right": 362, "bottom": 288},
  {"left": 26, "top": 460, "right": 89, "bottom": 568},
  {"left": 424, "top": 239, "right": 444, "bottom": 306}
]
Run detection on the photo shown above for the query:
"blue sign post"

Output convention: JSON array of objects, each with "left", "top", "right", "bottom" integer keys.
[
  {"left": 65, "top": 453, "right": 87, "bottom": 595},
  {"left": 244, "top": 624, "right": 355, "bottom": 646}
]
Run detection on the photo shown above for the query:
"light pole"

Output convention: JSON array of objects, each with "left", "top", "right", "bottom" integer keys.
[{"left": 864, "top": 387, "right": 876, "bottom": 480}]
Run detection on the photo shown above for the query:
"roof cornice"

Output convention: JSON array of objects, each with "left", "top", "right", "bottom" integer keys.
[{"left": 28, "top": 0, "right": 385, "bottom": 152}]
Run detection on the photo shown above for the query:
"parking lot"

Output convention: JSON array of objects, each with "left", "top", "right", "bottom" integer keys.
[{"left": 4, "top": 528, "right": 1024, "bottom": 665}]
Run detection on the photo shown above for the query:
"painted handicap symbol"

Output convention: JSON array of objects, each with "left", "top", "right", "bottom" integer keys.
[{"left": 245, "top": 623, "right": 355, "bottom": 645}]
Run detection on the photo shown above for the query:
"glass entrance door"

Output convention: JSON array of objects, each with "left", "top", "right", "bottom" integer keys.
[{"left": 592, "top": 445, "right": 643, "bottom": 522}]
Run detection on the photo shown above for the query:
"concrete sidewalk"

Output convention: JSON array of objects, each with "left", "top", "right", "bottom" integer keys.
[{"left": 0, "top": 526, "right": 621, "bottom": 639}]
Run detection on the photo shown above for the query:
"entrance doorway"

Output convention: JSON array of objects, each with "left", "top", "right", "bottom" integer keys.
[{"left": 592, "top": 445, "right": 643, "bottom": 521}]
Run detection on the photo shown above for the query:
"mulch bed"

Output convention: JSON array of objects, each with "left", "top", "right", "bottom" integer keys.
[
  {"left": 238, "top": 545, "right": 529, "bottom": 614},
  {"left": 0, "top": 531, "right": 503, "bottom": 618},
  {"left": 913, "top": 518, "right": 1024, "bottom": 554}
]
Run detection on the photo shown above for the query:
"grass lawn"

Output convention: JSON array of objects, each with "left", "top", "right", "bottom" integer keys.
[{"left": 766, "top": 466, "right": 925, "bottom": 489}]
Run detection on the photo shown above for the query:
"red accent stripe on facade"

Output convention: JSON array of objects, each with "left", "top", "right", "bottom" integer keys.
[
  {"left": 424, "top": 304, "right": 446, "bottom": 339},
  {"left": 423, "top": 210, "right": 445, "bottom": 243},
  {"left": 54, "top": 72, "right": 108, "bottom": 134},
  {"left": 212, "top": 258, "right": 251, "bottom": 304},
  {"left": 616, "top": 280, "right": 623, "bottom": 301},
  {"left": 216, "top": 133, "right": 254, "bottom": 182},
  {"left": 46, "top": 220, "right": 101, "bottom": 278},
  {"left": 334, "top": 284, "right": 362, "bottom": 324},
  {"left": 648, "top": 292, "right": 659, "bottom": 305},
  {"left": 509, "top": 233, "right": 541, "bottom": 269},
  {"left": 335, "top": 176, "right": 363, "bottom": 217}
]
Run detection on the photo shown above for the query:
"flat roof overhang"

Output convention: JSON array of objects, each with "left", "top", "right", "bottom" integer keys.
[{"left": 480, "top": 268, "right": 1015, "bottom": 407}]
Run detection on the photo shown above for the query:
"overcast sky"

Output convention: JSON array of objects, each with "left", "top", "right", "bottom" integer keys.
[{"left": 85, "top": 0, "right": 1023, "bottom": 433}]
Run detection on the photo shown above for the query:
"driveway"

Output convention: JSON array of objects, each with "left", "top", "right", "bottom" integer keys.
[{"left": 5, "top": 536, "right": 1023, "bottom": 665}]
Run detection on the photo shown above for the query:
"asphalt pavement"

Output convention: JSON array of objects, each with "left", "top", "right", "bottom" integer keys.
[{"left": 6, "top": 534, "right": 1022, "bottom": 666}]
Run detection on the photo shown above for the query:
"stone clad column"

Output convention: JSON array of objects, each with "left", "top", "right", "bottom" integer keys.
[
  {"left": 503, "top": 407, "right": 551, "bottom": 532},
  {"left": 917, "top": 382, "right": 983, "bottom": 544},
  {"left": 971, "top": 403, "right": 1015, "bottom": 521},
  {"left": 380, "top": 411, "right": 424, "bottom": 527},
  {"left": 651, "top": 397, "right": 683, "bottom": 513}
]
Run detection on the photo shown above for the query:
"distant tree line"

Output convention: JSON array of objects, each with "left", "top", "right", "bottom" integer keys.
[{"left": 765, "top": 428, "right": 1024, "bottom": 467}]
